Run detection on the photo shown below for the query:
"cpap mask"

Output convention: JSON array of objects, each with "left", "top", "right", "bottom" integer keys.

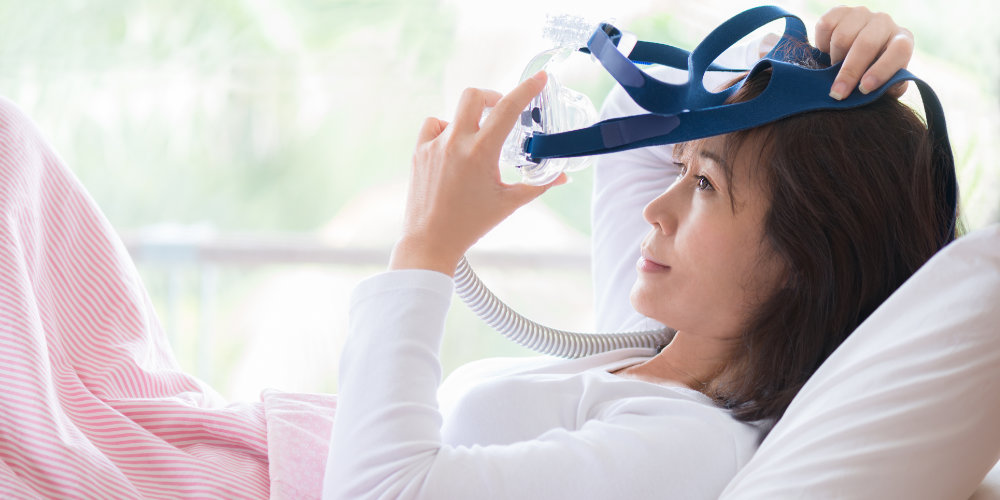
[
  {"left": 463, "top": 5, "right": 958, "bottom": 358},
  {"left": 493, "top": 15, "right": 613, "bottom": 185},
  {"left": 497, "top": 14, "right": 738, "bottom": 186}
]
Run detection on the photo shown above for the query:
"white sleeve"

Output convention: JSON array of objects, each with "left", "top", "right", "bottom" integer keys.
[
  {"left": 590, "top": 88, "right": 677, "bottom": 332},
  {"left": 323, "top": 270, "right": 747, "bottom": 500},
  {"left": 591, "top": 41, "right": 767, "bottom": 332}
]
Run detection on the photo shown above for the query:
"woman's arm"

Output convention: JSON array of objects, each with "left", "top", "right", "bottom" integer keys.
[{"left": 323, "top": 269, "right": 752, "bottom": 499}]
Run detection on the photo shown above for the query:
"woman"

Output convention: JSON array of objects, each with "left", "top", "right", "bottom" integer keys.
[{"left": 324, "top": 5, "right": 948, "bottom": 500}]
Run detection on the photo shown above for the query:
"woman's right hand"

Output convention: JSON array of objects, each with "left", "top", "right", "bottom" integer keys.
[
  {"left": 814, "top": 6, "right": 914, "bottom": 100},
  {"left": 389, "top": 71, "right": 566, "bottom": 276}
]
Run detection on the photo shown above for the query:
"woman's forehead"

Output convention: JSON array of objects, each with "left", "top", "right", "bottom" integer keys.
[{"left": 673, "top": 136, "right": 731, "bottom": 173}]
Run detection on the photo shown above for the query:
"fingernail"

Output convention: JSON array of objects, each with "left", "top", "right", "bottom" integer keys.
[
  {"left": 829, "top": 81, "right": 848, "bottom": 100},
  {"left": 550, "top": 174, "right": 571, "bottom": 187},
  {"left": 531, "top": 70, "right": 547, "bottom": 82},
  {"left": 858, "top": 76, "right": 876, "bottom": 95}
]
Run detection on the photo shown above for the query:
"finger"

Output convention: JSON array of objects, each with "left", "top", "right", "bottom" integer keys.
[
  {"left": 814, "top": 5, "right": 851, "bottom": 55},
  {"left": 887, "top": 80, "right": 910, "bottom": 99},
  {"left": 826, "top": 7, "right": 870, "bottom": 65},
  {"left": 451, "top": 88, "right": 503, "bottom": 133},
  {"left": 479, "top": 71, "right": 548, "bottom": 151},
  {"left": 481, "top": 90, "right": 502, "bottom": 110},
  {"left": 416, "top": 117, "right": 449, "bottom": 145},
  {"left": 858, "top": 31, "right": 914, "bottom": 94},
  {"left": 831, "top": 21, "right": 894, "bottom": 99}
]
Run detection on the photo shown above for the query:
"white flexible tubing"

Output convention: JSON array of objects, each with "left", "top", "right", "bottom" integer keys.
[{"left": 454, "top": 256, "right": 676, "bottom": 358}]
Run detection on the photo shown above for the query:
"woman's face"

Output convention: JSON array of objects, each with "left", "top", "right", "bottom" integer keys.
[{"left": 630, "top": 135, "right": 785, "bottom": 342}]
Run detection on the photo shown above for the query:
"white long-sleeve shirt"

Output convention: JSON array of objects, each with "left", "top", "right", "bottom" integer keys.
[
  {"left": 324, "top": 43, "right": 764, "bottom": 500},
  {"left": 324, "top": 271, "right": 760, "bottom": 500}
]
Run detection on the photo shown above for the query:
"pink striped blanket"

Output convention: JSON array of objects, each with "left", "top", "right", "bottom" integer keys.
[{"left": 0, "top": 96, "right": 336, "bottom": 499}]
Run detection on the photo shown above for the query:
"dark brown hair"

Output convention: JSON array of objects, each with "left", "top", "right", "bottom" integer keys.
[{"left": 698, "top": 67, "right": 957, "bottom": 424}]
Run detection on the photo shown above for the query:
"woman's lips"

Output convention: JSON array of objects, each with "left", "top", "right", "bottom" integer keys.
[{"left": 637, "top": 253, "right": 670, "bottom": 273}]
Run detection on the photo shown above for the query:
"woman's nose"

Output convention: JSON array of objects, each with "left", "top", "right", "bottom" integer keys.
[{"left": 642, "top": 183, "right": 682, "bottom": 234}]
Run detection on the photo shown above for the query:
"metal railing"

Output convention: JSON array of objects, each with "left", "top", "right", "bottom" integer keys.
[
  {"left": 123, "top": 232, "right": 591, "bottom": 268},
  {"left": 121, "top": 231, "right": 591, "bottom": 380}
]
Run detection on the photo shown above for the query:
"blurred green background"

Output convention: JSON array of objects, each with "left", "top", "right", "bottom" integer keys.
[{"left": 2, "top": 0, "right": 996, "bottom": 399}]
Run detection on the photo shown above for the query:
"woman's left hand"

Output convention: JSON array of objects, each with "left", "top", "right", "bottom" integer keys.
[
  {"left": 389, "top": 71, "right": 566, "bottom": 276},
  {"left": 814, "top": 6, "right": 914, "bottom": 100}
]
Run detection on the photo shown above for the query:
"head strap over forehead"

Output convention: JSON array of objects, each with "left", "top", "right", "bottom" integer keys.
[{"left": 525, "top": 5, "right": 957, "bottom": 243}]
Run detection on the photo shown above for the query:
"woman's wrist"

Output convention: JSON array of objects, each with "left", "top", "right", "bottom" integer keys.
[{"left": 388, "top": 237, "right": 463, "bottom": 276}]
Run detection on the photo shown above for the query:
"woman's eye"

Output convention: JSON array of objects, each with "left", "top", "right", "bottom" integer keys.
[{"left": 695, "top": 175, "right": 714, "bottom": 191}]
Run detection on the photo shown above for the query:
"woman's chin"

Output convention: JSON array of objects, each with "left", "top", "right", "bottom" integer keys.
[{"left": 629, "top": 283, "right": 674, "bottom": 326}]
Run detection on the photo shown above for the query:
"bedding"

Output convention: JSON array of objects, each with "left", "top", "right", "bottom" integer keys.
[
  {"left": 720, "top": 224, "right": 1000, "bottom": 499},
  {"left": 0, "top": 96, "right": 336, "bottom": 499}
]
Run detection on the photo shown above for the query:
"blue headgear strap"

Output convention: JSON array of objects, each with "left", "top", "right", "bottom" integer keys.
[{"left": 525, "top": 6, "right": 957, "bottom": 243}]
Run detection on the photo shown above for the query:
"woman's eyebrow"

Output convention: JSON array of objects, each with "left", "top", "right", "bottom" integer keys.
[{"left": 698, "top": 149, "right": 729, "bottom": 172}]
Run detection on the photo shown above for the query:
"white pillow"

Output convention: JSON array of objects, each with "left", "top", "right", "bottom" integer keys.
[
  {"left": 971, "top": 460, "right": 1000, "bottom": 500},
  {"left": 720, "top": 224, "right": 1000, "bottom": 500}
]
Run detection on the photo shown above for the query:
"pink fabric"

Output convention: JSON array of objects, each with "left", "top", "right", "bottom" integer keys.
[
  {"left": 0, "top": 96, "right": 335, "bottom": 499},
  {"left": 263, "top": 390, "right": 338, "bottom": 499}
]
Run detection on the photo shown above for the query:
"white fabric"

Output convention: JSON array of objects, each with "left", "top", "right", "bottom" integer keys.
[
  {"left": 720, "top": 225, "right": 1000, "bottom": 499},
  {"left": 322, "top": 270, "right": 760, "bottom": 499},
  {"left": 972, "top": 461, "right": 1000, "bottom": 500}
]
